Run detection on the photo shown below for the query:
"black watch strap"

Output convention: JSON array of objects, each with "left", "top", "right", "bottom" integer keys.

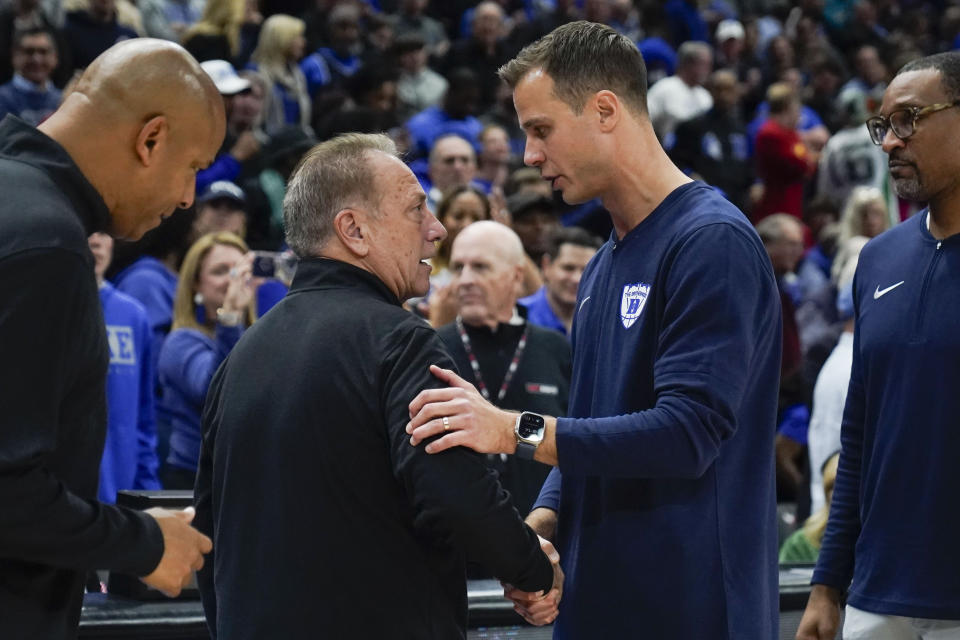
[{"left": 515, "top": 440, "right": 538, "bottom": 460}]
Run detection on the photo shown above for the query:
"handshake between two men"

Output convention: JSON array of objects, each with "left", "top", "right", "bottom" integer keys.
[{"left": 407, "top": 363, "right": 566, "bottom": 627}]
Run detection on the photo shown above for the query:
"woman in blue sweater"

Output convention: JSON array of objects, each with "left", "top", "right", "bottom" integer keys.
[{"left": 158, "top": 232, "right": 258, "bottom": 488}]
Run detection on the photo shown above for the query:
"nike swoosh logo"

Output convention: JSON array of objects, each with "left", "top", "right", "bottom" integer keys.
[
  {"left": 579, "top": 296, "right": 591, "bottom": 312},
  {"left": 874, "top": 281, "right": 905, "bottom": 299}
]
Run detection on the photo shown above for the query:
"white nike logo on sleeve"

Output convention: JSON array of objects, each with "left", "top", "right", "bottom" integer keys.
[{"left": 874, "top": 281, "right": 905, "bottom": 299}]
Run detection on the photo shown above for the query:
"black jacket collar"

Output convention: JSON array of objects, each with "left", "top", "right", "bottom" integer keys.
[
  {"left": 0, "top": 114, "right": 111, "bottom": 235},
  {"left": 289, "top": 257, "right": 402, "bottom": 307}
]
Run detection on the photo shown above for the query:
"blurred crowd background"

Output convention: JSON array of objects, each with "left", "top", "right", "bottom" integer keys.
[{"left": 2, "top": 0, "right": 948, "bottom": 566}]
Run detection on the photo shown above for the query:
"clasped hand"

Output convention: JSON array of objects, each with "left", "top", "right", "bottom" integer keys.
[{"left": 503, "top": 535, "right": 564, "bottom": 626}]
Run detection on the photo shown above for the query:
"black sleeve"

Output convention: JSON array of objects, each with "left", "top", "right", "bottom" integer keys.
[
  {"left": 0, "top": 249, "right": 163, "bottom": 576},
  {"left": 194, "top": 361, "right": 226, "bottom": 635},
  {"left": 381, "top": 324, "right": 553, "bottom": 594}
]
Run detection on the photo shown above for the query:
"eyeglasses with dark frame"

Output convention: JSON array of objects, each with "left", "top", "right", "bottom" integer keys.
[{"left": 866, "top": 102, "right": 960, "bottom": 145}]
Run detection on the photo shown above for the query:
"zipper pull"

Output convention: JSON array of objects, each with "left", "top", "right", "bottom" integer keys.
[{"left": 937, "top": 241, "right": 942, "bottom": 250}]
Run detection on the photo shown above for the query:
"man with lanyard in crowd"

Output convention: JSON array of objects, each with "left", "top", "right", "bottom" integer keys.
[
  {"left": 437, "top": 220, "right": 571, "bottom": 517},
  {"left": 407, "top": 21, "right": 781, "bottom": 637}
]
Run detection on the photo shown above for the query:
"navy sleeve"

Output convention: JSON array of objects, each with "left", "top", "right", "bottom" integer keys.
[
  {"left": 555, "top": 223, "right": 779, "bottom": 478},
  {"left": 384, "top": 324, "right": 553, "bottom": 593},
  {"left": 812, "top": 271, "right": 865, "bottom": 591},
  {"left": 0, "top": 249, "right": 163, "bottom": 576},
  {"left": 532, "top": 467, "right": 561, "bottom": 512}
]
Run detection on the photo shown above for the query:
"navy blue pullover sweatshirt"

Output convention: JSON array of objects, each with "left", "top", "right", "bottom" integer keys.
[
  {"left": 813, "top": 211, "right": 960, "bottom": 618},
  {"left": 534, "top": 182, "right": 781, "bottom": 639}
]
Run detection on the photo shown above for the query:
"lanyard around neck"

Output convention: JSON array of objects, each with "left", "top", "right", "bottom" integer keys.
[{"left": 455, "top": 316, "right": 528, "bottom": 404}]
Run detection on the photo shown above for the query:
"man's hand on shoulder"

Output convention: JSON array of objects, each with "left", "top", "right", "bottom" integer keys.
[
  {"left": 141, "top": 507, "right": 212, "bottom": 597},
  {"left": 503, "top": 535, "right": 563, "bottom": 626},
  {"left": 406, "top": 365, "right": 516, "bottom": 455}
]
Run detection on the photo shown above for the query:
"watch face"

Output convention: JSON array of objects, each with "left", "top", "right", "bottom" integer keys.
[{"left": 518, "top": 412, "right": 545, "bottom": 439}]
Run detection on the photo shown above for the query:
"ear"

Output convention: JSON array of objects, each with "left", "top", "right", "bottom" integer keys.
[
  {"left": 508, "top": 261, "right": 526, "bottom": 300},
  {"left": 135, "top": 115, "right": 168, "bottom": 167},
  {"left": 512, "top": 261, "right": 525, "bottom": 289},
  {"left": 594, "top": 90, "right": 620, "bottom": 133},
  {"left": 333, "top": 208, "right": 370, "bottom": 258}
]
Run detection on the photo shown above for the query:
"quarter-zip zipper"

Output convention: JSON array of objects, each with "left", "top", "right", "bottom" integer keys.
[{"left": 911, "top": 240, "right": 943, "bottom": 341}]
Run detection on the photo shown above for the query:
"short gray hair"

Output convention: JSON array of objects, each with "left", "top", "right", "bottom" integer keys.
[
  {"left": 283, "top": 133, "right": 397, "bottom": 258},
  {"left": 755, "top": 213, "right": 802, "bottom": 246},
  {"left": 677, "top": 41, "right": 711, "bottom": 68}
]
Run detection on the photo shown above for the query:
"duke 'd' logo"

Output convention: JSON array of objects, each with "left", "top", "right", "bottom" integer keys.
[{"left": 620, "top": 283, "right": 651, "bottom": 329}]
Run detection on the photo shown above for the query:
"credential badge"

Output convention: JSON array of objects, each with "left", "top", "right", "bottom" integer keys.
[{"left": 620, "top": 282, "right": 651, "bottom": 329}]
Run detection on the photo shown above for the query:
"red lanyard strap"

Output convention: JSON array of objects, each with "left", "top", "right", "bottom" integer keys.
[{"left": 455, "top": 316, "right": 528, "bottom": 404}]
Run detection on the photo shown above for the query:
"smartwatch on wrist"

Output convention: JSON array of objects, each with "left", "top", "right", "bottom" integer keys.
[{"left": 514, "top": 411, "right": 545, "bottom": 460}]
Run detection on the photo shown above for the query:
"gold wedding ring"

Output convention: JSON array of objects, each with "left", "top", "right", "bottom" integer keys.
[{"left": 442, "top": 416, "right": 450, "bottom": 431}]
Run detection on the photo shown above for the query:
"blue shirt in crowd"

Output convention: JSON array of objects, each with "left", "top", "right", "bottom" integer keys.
[
  {"left": 404, "top": 106, "right": 483, "bottom": 159},
  {"left": 97, "top": 283, "right": 161, "bottom": 502},
  {"left": 518, "top": 286, "right": 566, "bottom": 336},
  {"left": 0, "top": 74, "right": 61, "bottom": 127},
  {"left": 159, "top": 324, "right": 243, "bottom": 473},
  {"left": 113, "top": 256, "right": 178, "bottom": 404}
]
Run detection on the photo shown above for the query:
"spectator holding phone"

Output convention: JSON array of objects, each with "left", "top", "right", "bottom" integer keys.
[{"left": 158, "top": 232, "right": 257, "bottom": 488}]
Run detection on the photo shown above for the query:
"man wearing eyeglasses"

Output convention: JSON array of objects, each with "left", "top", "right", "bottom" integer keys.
[{"left": 797, "top": 51, "right": 960, "bottom": 640}]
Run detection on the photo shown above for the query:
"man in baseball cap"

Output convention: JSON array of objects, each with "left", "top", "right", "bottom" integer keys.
[
  {"left": 193, "top": 180, "right": 247, "bottom": 240},
  {"left": 200, "top": 59, "right": 250, "bottom": 96}
]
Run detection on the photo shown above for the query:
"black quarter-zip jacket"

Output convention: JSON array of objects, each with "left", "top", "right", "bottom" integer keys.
[
  {"left": 0, "top": 115, "right": 164, "bottom": 639},
  {"left": 194, "top": 258, "right": 553, "bottom": 639}
]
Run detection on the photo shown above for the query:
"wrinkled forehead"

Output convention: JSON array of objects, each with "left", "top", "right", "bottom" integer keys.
[
  {"left": 881, "top": 69, "right": 946, "bottom": 113},
  {"left": 373, "top": 153, "right": 424, "bottom": 204}
]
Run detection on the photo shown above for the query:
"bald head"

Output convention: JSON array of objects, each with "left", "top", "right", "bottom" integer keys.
[
  {"left": 428, "top": 135, "right": 476, "bottom": 192},
  {"left": 450, "top": 221, "right": 526, "bottom": 328},
  {"left": 41, "top": 39, "right": 225, "bottom": 240},
  {"left": 68, "top": 38, "right": 222, "bottom": 127},
  {"left": 454, "top": 220, "right": 524, "bottom": 266}
]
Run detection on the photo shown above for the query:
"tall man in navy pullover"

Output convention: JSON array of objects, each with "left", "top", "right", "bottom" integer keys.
[
  {"left": 407, "top": 22, "right": 782, "bottom": 638},
  {"left": 798, "top": 51, "right": 960, "bottom": 640}
]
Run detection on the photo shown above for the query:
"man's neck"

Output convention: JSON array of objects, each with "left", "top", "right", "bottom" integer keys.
[
  {"left": 927, "top": 200, "right": 960, "bottom": 239},
  {"left": 677, "top": 72, "right": 697, "bottom": 89},
  {"left": 466, "top": 307, "right": 519, "bottom": 332},
  {"left": 602, "top": 134, "right": 692, "bottom": 239}
]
